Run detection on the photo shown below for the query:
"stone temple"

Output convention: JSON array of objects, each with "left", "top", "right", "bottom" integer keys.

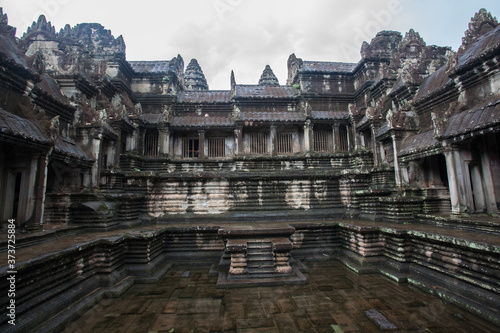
[{"left": 0, "top": 7, "right": 500, "bottom": 332}]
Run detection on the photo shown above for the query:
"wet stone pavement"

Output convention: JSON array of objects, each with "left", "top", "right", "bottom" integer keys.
[{"left": 64, "top": 260, "right": 499, "bottom": 333}]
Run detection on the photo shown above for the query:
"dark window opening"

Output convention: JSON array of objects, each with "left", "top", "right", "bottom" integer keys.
[
  {"left": 338, "top": 126, "right": 349, "bottom": 152},
  {"left": 121, "top": 130, "right": 128, "bottom": 153},
  {"left": 12, "top": 172, "right": 22, "bottom": 220},
  {"left": 183, "top": 138, "right": 199, "bottom": 158},
  {"left": 145, "top": 129, "right": 159, "bottom": 157},
  {"left": 102, "top": 154, "right": 108, "bottom": 169}
]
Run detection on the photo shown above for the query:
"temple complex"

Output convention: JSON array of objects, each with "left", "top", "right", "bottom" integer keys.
[{"left": 0, "top": 7, "right": 499, "bottom": 332}]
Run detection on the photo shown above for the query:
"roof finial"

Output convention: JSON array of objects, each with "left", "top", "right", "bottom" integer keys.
[
  {"left": 459, "top": 8, "right": 498, "bottom": 53},
  {"left": 184, "top": 59, "right": 209, "bottom": 91},
  {"left": 258, "top": 65, "right": 279, "bottom": 86}
]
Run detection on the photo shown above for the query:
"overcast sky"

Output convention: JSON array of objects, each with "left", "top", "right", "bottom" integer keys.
[{"left": 2, "top": 0, "right": 499, "bottom": 90}]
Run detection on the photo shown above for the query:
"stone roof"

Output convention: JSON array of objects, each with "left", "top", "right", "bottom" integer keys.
[
  {"left": 177, "top": 91, "right": 231, "bottom": 104},
  {"left": 258, "top": 65, "right": 280, "bottom": 86},
  {"left": 35, "top": 74, "right": 72, "bottom": 106},
  {"left": 442, "top": 98, "right": 500, "bottom": 139},
  {"left": 414, "top": 66, "right": 453, "bottom": 103},
  {"left": 0, "top": 15, "right": 32, "bottom": 74},
  {"left": 376, "top": 122, "right": 390, "bottom": 138},
  {"left": 455, "top": 25, "right": 500, "bottom": 74},
  {"left": 399, "top": 129, "right": 440, "bottom": 157},
  {"left": 311, "top": 111, "right": 350, "bottom": 120},
  {"left": 54, "top": 136, "right": 93, "bottom": 162},
  {"left": 235, "top": 85, "right": 298, "bottom": 99},
  {"left": 240, "top": 111, "right": 304, "bottom": 122},
  {"left": 129, "top": 60, "right": 173, "bottom": 74},
  {"left": 170, "top": 116, "right": 234, "bottom": 127},
  {"left": 0, "top": 108, "right": 51, "bottom": 144},
  {"left": 301, "top": 61, "right": 357, "bottom": 73}
]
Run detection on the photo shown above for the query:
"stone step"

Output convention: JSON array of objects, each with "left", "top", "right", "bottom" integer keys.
[
  {"left": 247, "top": 262, "right": 274, "bottom": 269},
  {"left": 247, "top": 247, "right": 273, "bottom": 255},
  {"left": 247, "top": 267, "right": 276, "bottom": 274},
  {"left": 246, "top": 253, "right": 274, "bottom": 261},
  {"left": 247, "top": 242, "right": 272, "bottom": 249}
]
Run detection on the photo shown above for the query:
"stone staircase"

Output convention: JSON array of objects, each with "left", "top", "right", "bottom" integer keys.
[
  {"left": 216, "top": 224, "right": 307, "bottom": 288},
  {"left": 246, "top": 241, "right": 275, "bottom": 275}
]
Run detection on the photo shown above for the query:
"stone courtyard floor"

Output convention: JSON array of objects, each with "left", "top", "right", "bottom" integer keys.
[{"left": 62, "top": 260, "right": 499, "bottom": 333}]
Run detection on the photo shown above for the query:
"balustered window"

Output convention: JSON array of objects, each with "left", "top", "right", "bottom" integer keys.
[
  {"left": 249, "top": 132, "right": 268, "bottom": 154},
  {"left": 208, "top": 137, "right": 225, "bottom": 158},
  {"left": 277, "top": 132, "right": 293, "bottom": 154},
  {"left": 314, "top": 130, "right": 332, "bottom": 153}
]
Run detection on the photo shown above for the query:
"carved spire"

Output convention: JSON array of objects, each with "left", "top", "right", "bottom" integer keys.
[
  {"left": 401, "top": 29, "right": 426, "bottom": 47},
  {"left": 23, "top": 14, "right": 56, "bottom": 40},
  {"left": 0, "top": 7, "right": 7, "bottom": 25},
  {"left": 184, "top": 58, "right": 209, "bottom": 91},
  {"left": 0, "top": 8, "right": 16, "bottom": 37},
  {"left": 258, "top": 65, "right": 280, "bottom": 86},
  {"left": 460, "top": 8, "right": 499, "bottom": 52},
  {"left": 230, "top": 70, "right": 236, "bottom": 93}
]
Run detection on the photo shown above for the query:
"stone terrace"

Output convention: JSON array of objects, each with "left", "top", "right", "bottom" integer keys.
[{"left": 1, "top": 218, "right": 499, "bottom": 332}]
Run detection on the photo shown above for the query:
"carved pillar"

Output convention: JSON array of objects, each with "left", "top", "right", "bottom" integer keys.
[
  {"left": 270, "top": 124, "right": 277, "bottom": 156},
  {"left": 198, "top": 130, "right": 205, "bottom": 159},
  {"left": 400, "top": 162, "right": 409, "bottom": 186},
  {"left": 130, "top": 129, "right": 138, "bottom": 152},
  {"left": 391, "top": 133, "right": 402, "bottom": 187},
  {"left": 479, "top": 143, "right": 499, "bottom": 214},
  {"left": 234, "top": 126, "right": 243, "bottom": 155},
  {"left": 29, "top": 148, "right": 53, "bottom": 230},
  {"left": 304, "top": 120, "right": 312, "bottom": 152},
  {"left": 332, "top": 124, "right": 338, "bottom": 152},
  {"left": 91, "top": 130, "right": 103, "bottom": 187},
  {"left": 346, "top": 125, "right": 351, "bottom": 152},
  {"left": 371, "top": 124, "right": 379, "bottom": 166},
  {"left": 444, "top": 146, "right": 466, "bottom": 214},
  {"left": 108, "top": 141, "right": 117, "bottom": 168},
  {"left": 159, "top": 127, "right": 170, "bottom": 155}
]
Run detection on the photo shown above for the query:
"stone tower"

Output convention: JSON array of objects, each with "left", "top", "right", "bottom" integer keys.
[
  {"left": 258, "top": 64, "right": 279, "bottom": 86},
  {"left": 184, "top": 58, "right": 209, "bottom": 90}
]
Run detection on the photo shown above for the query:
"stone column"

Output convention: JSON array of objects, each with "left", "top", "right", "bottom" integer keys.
[
  {"left": 29, "top": 148, "right": 53, "bottom": 230},
  {"left": 108, "top": 141, "right": 117, "bottom": 168},
  {"left": 130, "top": 129, "right": 139, "bottom": 152},
  {"left": 391, "top": 133, "right": 401, "bottom": 187},
  {"left": 91, "top": 130, "right": 103, "bottom": 187},
  {"left": 234, "top": 126, "right": 243, "bottom": 155},
  {"left": 198, "top": 130, "right": 205, "bottom": 159},
  {"left": 371, "top": 125, "right": 379, "bottom": 166},
  {"left": 444, "top": 147, "right": 464, "bottom": 214},
  {"left": 159, "top": 127, "right": 170, "bottom": 155},
  {"left": 452, "top": 148, "right": 470, "bottom": 211},
  {"left": 346, "top": 125, "right": 351, "bottom": 151},
  {"left": 332, "top": 124, "right": 338, "bottom": 152},
  {"left": 479, "top": 145, "right": 499, "bottom": 214},
  {"left": 400, "top": 162, "right": 409, "bottom": 186},
  {"left": 304, "top": 120, "right": 312, "bottom": 152},
  {"left": 270, "top": 124, "right": 277, "bottom": 156}
]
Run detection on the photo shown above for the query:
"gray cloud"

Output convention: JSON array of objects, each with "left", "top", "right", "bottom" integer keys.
[{"left": 2, "top": 0, "right": 499, "bottom": 90}]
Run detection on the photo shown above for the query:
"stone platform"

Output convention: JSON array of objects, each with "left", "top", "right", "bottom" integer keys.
[
  {"left": 216, "top": 224, "right": 307, "bottom": 288},
  {"left": 0, "top": 218, "right": 499, "bottom": 332}
]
